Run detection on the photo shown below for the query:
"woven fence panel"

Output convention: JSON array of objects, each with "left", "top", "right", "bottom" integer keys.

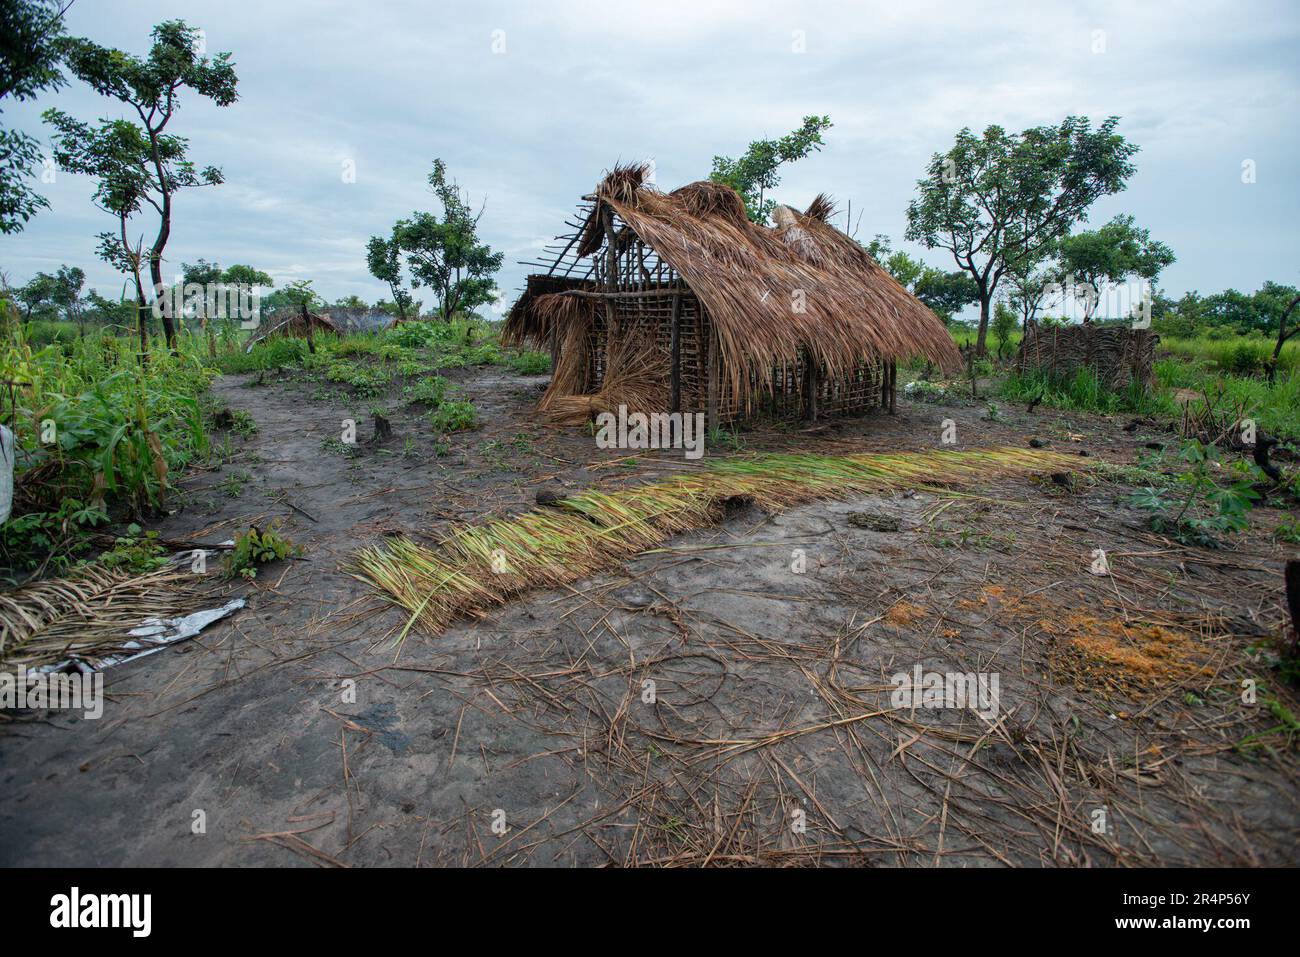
[{"left": 1015, "top": 325, "right": 1158, "bottom": 390}]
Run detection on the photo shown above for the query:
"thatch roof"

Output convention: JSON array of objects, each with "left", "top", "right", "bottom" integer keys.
[
  {"left": 508, "top": 164, "right": 962, "bottom": 381},
  {"left": 502, "top": 274, "right": 597, "bottom": 347},
  {"left": 244, "top": 306, "right": 342, "bottom": 351}
]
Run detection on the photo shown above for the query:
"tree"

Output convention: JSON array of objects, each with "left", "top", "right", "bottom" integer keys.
[
  {"left": 220, "top": 263, "right": 273, "bottom": 288},
  {"left": 51, "top": 263, "right": 83, "bottom": 331},
  {"left": 365, "top": 234, "right": 411, "bottom": 320},
  {"left": 84, "top": 288, "right": 135, "bottom": 330},
  {"left": 709, "top": 115, "right": 832, "bottom": 223},
  {"left": 1004, "top": 243, "right": 1057, "bottom": 332},
  {"left": 1268, "top": 290, "right": 1300, "bottom": 385},
  {"left": 991, "top": 301, "right": 1018, "bottom": 359},
  {"left": 1056, "top": 215, "right": 1174, "bottom": 322},
  {"left": 0, "top": 0, "right": 73, "bottom": 233},
  {"left": 863, "top": 234, "right": 978, "bottom": 323},
  {"left": 14, "top": 269, "right": 60, "bottom": 320},
  {"left": 905, "top": 116, "right": 1139, "bottom": 355},
  {"left": 259, "top": 279, "right": 321, "bottom": 315},
  {"left": 51, "top": 19, "right": 238, "bottom": 348},
  {"left": 44, "top": 115, "right": 156, "bottom": 351},
  {"left": 177, "top": 260, "right": 271, "bottom": 329},
  {"left": 913, "top": 267, "right": 979, "bottom": 324},
  {"left": 381, "top": 159, "right": 504, "bottom": 322}
]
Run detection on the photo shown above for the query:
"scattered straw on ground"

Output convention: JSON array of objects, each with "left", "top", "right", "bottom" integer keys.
[
  {"left": 0, "top": 564, "right": 223, "bottom": 671},
  {"left": 355, "top": 446, "right": 1082, "bottom": 639}
]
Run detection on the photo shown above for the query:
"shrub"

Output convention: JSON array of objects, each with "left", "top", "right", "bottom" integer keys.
[
  {"left": 217, "top": 337, "right": 308, "bottom": 374},
  {"left": 98, "top": 523, "right": 169, "bottom": 573},
  {"left": 404, "top": 375, "right": 448, "bottom": 406},
  {"left": 509, "top": 350, "right": 551, "bottom": 375},
  {"left": 224, "top": 523, "right": 303, "bottom": 580},
  {"left": 429, "top": 399, "right": 476, "bottom": 432}
]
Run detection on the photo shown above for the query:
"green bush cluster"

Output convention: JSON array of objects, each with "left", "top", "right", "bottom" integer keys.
[{"left": 1, "top": 324, "right": 215, "bottom": 574}]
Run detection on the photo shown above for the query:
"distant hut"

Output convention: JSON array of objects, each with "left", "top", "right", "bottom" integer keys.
[
  {"left": 244, "top": 304, "right": 342, "bottom": 353},
  {"left": 504, "top": 164, "right": 961, "bottom": 428}
]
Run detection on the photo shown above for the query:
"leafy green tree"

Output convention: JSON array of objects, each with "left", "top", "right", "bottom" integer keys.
[
  {"left": 1265, "top": 284, "right": 1300, "bottom": 384},
  {"left": 913, "top": 267, "right": 979, "bottom": 324},
  {"left": 181, "top": 260, "right": 273, "bottom": 289},
  {"left": 1004, "top": 244, "right": 1057, "bottom": 332},
  {"left": 14, "top": 268, "right": 60, "bottom": 319},
  {"left": 0, "top": 0, "right": 73, "bottom": 233},
  {"left": 176, "top": 260, "right": 272, "bottom": 327},
  {"left": 991, "top": 301, "right": 1018, "bottom": 359},
  {"left": 44, "top": 115, "right": 156, "bottom": 349},
  {"left": 709, "top": 115, "right": 832, "bottom": 223},
  {"left": 905, "top": 116, "right": 1139, "bottom": 354},
  {"left": 863, "top": 235, "right": 923, "bottom": 289},
  {"left": 1056, "top": 215, "right": 1174, "bottom": 321},
  {"left": 179, "top": 258, "right": 222, "bottom": 287},
  {"left": 382, "top": 159, "right": 504, "bottom": 322},
  {"left": 49, "top": 19, "right": 238, "bottom": 347},
  {"left": 259, "top": 279, "right": 321, "bottom": 315},
  {"left": 365, "top": 234, "right": 411, "bottom": 320},
  {"left": 84, "top": 288, "right": 136, "bottom": 330},
  {"left": 220, "top": 264, "right": 273, "bottom": 288}
]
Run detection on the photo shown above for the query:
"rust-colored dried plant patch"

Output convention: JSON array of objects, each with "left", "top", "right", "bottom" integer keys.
[
  {"left": 884, "top": 600, "right": 927, "bottom": 627},
  {"left": 1040, "top": 613, "right": 1214, "bottom": 692}
]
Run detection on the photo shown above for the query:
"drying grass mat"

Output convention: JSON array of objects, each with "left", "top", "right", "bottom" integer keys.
[
  {"left": 0, "top": 564, "right": 221, "bottom": 672},
  {"left": 356, "top": 446, "right": 1083, "bottom": 639}
]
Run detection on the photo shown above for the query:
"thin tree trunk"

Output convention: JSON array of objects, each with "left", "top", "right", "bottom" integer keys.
[
  {"left": 1268, "top": 294, "right": 1300, "bottom": 385},
  {"left": 974, "top": 294, "right": 991, "bottom": 356}
]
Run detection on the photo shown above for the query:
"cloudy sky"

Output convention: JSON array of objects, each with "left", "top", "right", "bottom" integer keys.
[{"left": 2, "top": 0, "right": 1297, "bottom": 315}]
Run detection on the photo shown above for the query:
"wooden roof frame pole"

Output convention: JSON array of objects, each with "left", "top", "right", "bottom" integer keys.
[{"left": 601, "top": 203, "right": 620, "bottom": 340}]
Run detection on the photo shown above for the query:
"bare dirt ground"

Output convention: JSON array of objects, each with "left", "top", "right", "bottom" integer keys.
[{"left": 2, "top": 360, "right": 1297, "bottom": 866}]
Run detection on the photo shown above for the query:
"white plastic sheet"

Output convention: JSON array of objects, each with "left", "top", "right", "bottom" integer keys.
[{"left": 0, "top": 424, "right": 13, "bottom": 525}]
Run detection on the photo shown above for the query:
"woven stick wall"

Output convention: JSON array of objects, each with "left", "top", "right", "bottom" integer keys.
[{"left": 1015, "top": 325, "right": 1159, "bottom": 390}]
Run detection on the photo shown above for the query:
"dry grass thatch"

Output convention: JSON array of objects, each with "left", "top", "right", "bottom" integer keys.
[
  {"left": 502, "top": 274, "right": 599, "bottom": 348},
  {"left": 355, "top": 446, "right": 1080, "bottom": 640},
  {"left": 541, "top": 303, "right": 667, "bottom": 426},
  {"left": 0, "top": 564, "right": 221, "bottom": 672},
  {"left": 244, "top": 307, "right": 342, "bottom": 351},
  {"left": 565, "top": 164, "right": 963, "bottom": 388}
]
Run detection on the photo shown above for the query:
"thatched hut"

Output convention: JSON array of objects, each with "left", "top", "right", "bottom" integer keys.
[
  {"left": 504, "top": 164, "right": 961, "bottom": 428},
  {"left": 243, "top": 305, "right": 342, "bottom": 352}
]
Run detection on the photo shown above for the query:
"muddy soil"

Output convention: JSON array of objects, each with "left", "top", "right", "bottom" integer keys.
[{"left": 1, "top": 363, "right": 1296, "bottom": 866}]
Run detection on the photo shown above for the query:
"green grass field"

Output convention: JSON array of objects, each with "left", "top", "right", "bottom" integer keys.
[{"left": 939, "top": 323, "right": 1298, "bottom": 442}]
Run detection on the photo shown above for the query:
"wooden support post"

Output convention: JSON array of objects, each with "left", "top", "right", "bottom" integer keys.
[
  {"left": 601, "top": 205, "right": 620, "bottom": 339},
  {"left": 888, "top": 360, "right": 897, "bottom": 414},
  {"left": 801, "top": 348, "right": 818, "bottom": 422},
  {"left": 669, "top": 293, "right": 682, "bottom": 413},
  {"left": 302, "top": 303, "right": 315, "bottom": 354},
  {"left": 706, "top": 316, "right": 719, "bottom": 434},
  {"left": 669, "top": 292, "right": 682, "bottom": 446}
]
